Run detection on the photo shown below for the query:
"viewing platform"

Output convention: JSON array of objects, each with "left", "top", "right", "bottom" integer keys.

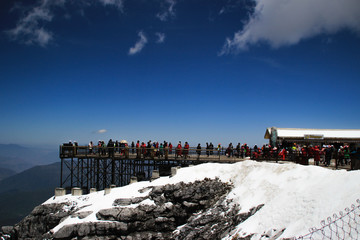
[
  {"left": 58, "top": 144, "right": 354, "bottom": 193},
  {"left": 60, "top": 145, "right": 244, "bottom": 163}
]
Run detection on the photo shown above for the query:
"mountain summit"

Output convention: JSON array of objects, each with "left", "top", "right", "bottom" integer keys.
[{"left": 1, "top": 161, "right": 360, "bottom": 239}]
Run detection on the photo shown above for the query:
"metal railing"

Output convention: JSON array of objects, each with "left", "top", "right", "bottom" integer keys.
[
  {"left": 60, "top": 145, "right": 312, "bottom": 163},
  {"left": 296, "top": 199, "right": 360, "bottom": 240},
  {"left": 59, "top": 145, "right": 256, "bottom": 161}
]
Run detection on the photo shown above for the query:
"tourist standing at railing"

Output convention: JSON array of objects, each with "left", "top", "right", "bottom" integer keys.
[
  {"left": 136, "top": 140, "right": 141, "bottom": 158},
  {"left": 350, "top": 147, "right": 360, "bottom": 170},
  {"left": 89, "top": 141, "right": 93, "bottom": 154},
  {"left": 159, "top": 143, "right": 164, "bottom": 158},
  {"left": 74, "top": 141, "right": 78, "bottom": 155},
  {"left": 301, "top": 145, "right": 308, "bottom": 163},
  {"left": 184, "top": 142, "right": 189, "bottom": 159},
  {"left": 338, "top": 146, "right": 344, "bottom": 166},
  {"left": 245, "top": 144, "right": 250, "bottom": 157},
  {"left": 164, "top": 142, "right": 169, "bottom": 160},
  {"left": 152, "top": 142, "right": 158, "bottom": 157},
  {"left": 107, "top": 139, "right": 114, "bottom": 157},
  {"left": 279, "top": 148, "right": 287, "bottom": 161},
  {"left": 324, "top": 146, "right": 333, "bottom": 167},
  {"left": 146, "top": 141, "right": 152, "bottom": 158},
  {"left": 209, "top": 142, "right": 214, "bottom": 155},
  {"left": 236, "top": 143, "right": 241, "bottom": 158},
  {"left": 333, "top": 146, "right": 339, "bottom": 168},
  {"left": 141, "top": 142, "right": 146, "bottom": 158},
  {"left": 252, "top": 148, "right": 260, "bottom": 160},
  {"left": 150, "top": 143, "right": 155, "bottom": 159},
  {"left": 227, "top": 143, "right": 233, "bottom": 157},
  {"left": 196, "top": 143, "right": 201, "bottom": 160},
  {"left": 263, "top": 144, "right": 270, "bottom": 159},
  {"left": 131, "top": 141, "right": 135, "bottom": 154},
  {"left": 114, "top": 140, "right": 119, "bottom": 153},
  {"left": 124, "top": 143, "right": 129, "bottom": 158},
  {"left": 97, "top": 141, "right": 101, "bottom": 155},
  {"left": 169, "top": 142, "right": 173, "bottom": 154},
  {"left": 271, "top": 146, "right": 278, "bottom": 159},
  {"left": 307, "top": 145, "right": 314, "bottom": 159},
  {"left": 206, "top": 143, "right": 210, "bottom": 157},
  {"left": 217, "top": 143, "right": 222, "bottom": 156},
  {"left": 344, "top": 145, "right": 350, "bottom": 165},
  {"left": 176, "top": 141, "right": 182, "bottom": 158},
  {"left": 314, "top": 146, "right": 320, "bottom": 165}
]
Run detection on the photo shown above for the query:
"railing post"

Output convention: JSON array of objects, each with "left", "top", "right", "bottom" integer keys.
[
  {"left": 111, "top": 158, "right": 115, "bottom": 185},
  {"left": 60, "top": 157, "right": 63, "bottom": 187}
]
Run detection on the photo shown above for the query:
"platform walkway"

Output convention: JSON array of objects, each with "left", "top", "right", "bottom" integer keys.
[{"left": 58, "top": 145, "right": 351, "bottom": 193}]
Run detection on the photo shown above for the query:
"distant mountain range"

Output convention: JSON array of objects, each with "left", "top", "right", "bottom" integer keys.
[
  {"left": 0, "top": 144, "right": 58, "bottom": 176},
  {"left": 0, "top": 167, "right": 16, "bottom": 181},
  {"left": 0, "top": 162, "right": 62, "bottom": 227},
  {"left": 0, "top": 144, "right": 61, "bottom": 227}
]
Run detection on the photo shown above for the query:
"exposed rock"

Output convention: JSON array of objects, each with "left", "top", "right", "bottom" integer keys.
[
  {"left": 1, "top": 226, "right": 13, "bottom": 235},
  {"left": 173, "top": 201, "right": 264, "bottom": 240},
  {"left": 9, "top": 202, "right": 76, "bottom": 239},
  {"left": 71, "top": 211, "right": 93, "bottom": 219},
  {"left": 113, "top": 197, "right": 147, "bottom": 206},
  {"left": 3, "top": 178, "right": 265, "bottom": 240}
]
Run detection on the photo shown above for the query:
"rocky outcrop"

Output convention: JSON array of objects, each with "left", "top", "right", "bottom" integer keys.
[
  {"left": 2, "top": 178, "right": 264, "bottom": 240},
  {"left": 2, "top": 202, "right": 77, "bottom": 239}
]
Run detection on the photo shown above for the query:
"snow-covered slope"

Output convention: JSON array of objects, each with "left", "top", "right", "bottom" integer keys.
[{"left": 44, "top": 160, "right": 360, "bottom": 239}]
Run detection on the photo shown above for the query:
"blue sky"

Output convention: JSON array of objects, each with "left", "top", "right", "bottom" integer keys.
[{"left": 0, "top": 0, "right": 360, "bottom": 148}]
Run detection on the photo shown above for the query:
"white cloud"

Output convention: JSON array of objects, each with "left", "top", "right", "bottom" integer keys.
[
  {"left": 6, "top": 0, "right": 57, "bottom": 47},
  {"left": 156, "top": 0, "right": 176, "bottom": 21},
  {"left": 155, "top": 32, "right": 166, "bottom": 43},
  {"left": 98, "top": 0, "right": 124, "bottom": 11},
  {"left": 128, "top": 31, "right": 148, "bottom": 55},
  {"left": 221, "top": 0, "right": 360, "bottom": 54},
  {"left": 97, "top": 129, "right": 107, "bottom": 134},
  {"left": 6, "top": 0, "right": 123, "bottom": 47}
]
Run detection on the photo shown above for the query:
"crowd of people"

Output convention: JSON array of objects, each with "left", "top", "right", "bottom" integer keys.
[
  {"left": 62, "top": 140, "right": 358, "bottom": 167},
  {"left": 249, "top": 143, "right": 354, "bottom": 167}
]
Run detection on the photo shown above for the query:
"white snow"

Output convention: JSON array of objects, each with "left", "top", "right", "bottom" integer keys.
[{"left": 44, "top": 160, "right": 360, "bottom": 239}]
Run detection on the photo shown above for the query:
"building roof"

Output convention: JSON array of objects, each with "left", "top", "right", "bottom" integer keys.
[{"left": 264, "top": 127, "right": 360, "bottom": 140}]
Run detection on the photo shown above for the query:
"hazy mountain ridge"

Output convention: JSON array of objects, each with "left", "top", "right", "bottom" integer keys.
[
  {"left": 0, "top": 144, "right": 58, "bottom": 174},
  {"left": 0, "top": 167, "right": 16, "bottom": 181},
  {"left": 0, "top": 162, "right": 62, "bottom": 226}
]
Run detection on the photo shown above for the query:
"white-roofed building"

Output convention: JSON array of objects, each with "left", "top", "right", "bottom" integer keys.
[{"left": 264, "top": 127, "right": 360, "bottom": 148}]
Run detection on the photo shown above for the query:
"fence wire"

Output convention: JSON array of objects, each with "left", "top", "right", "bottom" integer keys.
[{"left": 296, "top": 199, "right": 360, "bottom": 240}]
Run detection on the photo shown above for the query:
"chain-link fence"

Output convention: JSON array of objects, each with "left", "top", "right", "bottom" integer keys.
[{"left": 296, "top": 199, "right": 360, "bottom": 240}]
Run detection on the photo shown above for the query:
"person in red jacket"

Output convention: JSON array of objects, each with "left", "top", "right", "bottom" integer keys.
[
  {"left": 314, "top": 145, "right": 320, "bottom": 165},
  {"left": 169, "top": 143, "right": 173, "bottom": 154},
  {"left": 184, "top": 142, "right": 190, "bottom": 159},
  {"left": 141, "top": 142, "right": 146, "bottom": 158},
  {"left": 279, "top": 148, "right": 287, "bottom": 161},
  {"left": 176, "top": 141, "right": 182, "bottom": 158},
  {"left": 136, "top": 140, "right": 140, "bottom": 158}
]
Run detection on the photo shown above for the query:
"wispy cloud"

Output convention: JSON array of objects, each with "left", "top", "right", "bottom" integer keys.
[
  {"left": 5, "top": 0, "right": 59, "bottom": 47},
  {"left": 6, "top": 0, "right": 124, "bottom": 47},
  {"left": 156, "top": 0, "right": 176, "bottom": 21},
  {"left": 220, "top": 0, "right": 360, "bottom": 54},
  {"left": 155, "top": 32, "right": 166, "bottom": 43},
  {"left": 218, "top": 0, "right": 244, "bottom": 15},
  {"left": 98, "top": 0, "right": 124, "bottom": 11},
  {"left": 97, "top": 129, "right": 107, "bottom": 134},
  {"left": 128, "top": 31, "right": 148, "bottom": 55}
]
